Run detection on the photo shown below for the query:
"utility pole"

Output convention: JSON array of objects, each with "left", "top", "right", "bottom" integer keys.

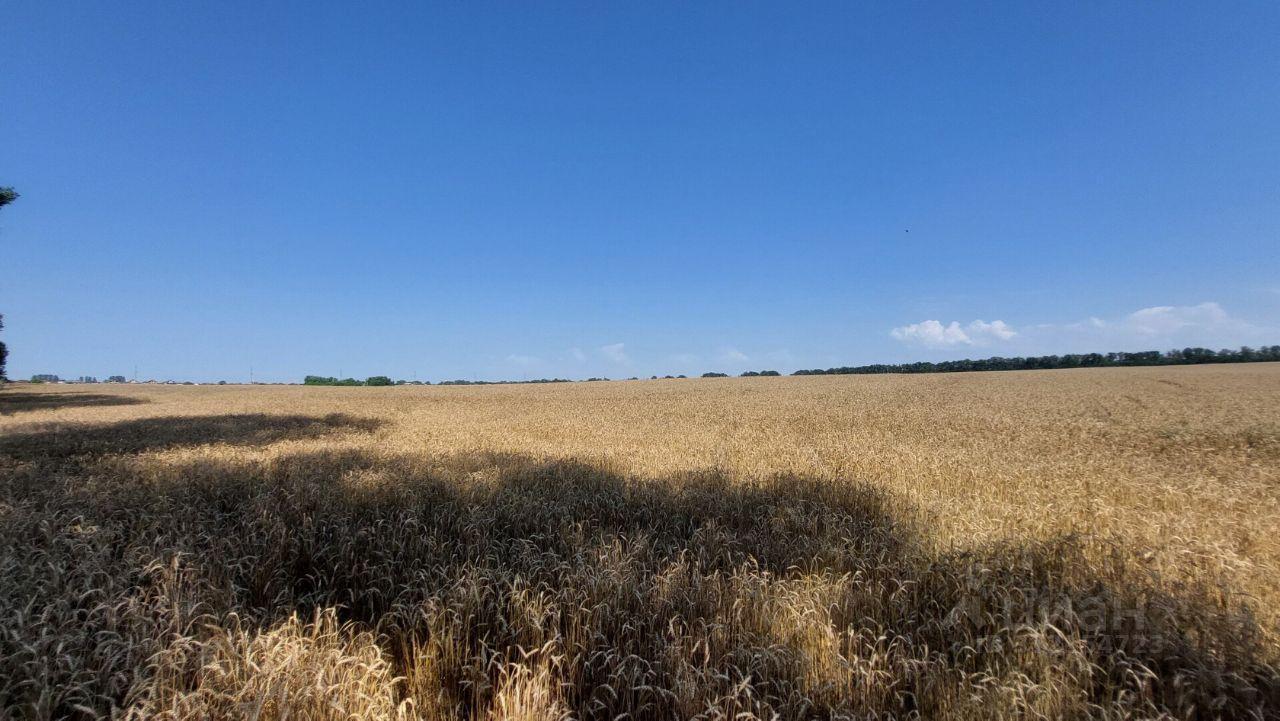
[{"left": 250, "top": 366, "right": 254, "bottom": 385}]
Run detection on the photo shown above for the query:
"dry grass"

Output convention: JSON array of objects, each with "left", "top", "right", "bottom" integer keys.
[{"left": 1, "top": 364, "right": 1278, "bottom": 719}]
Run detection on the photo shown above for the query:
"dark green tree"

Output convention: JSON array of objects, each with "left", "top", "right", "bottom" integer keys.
[
  {"left": 0, "top": 187, "right": 17, "bottom": 210},
  {"left": 0, "top": 314, "right": 7, "bottom": 381}
]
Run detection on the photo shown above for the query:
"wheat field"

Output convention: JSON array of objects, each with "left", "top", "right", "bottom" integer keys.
[{"left": 1, "top": 364, "right": 1278, "bottom": 720}]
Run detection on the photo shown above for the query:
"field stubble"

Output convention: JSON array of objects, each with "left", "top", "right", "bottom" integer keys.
[{"left": 1, "top": 364, "right": 1278, "bottom": 719}]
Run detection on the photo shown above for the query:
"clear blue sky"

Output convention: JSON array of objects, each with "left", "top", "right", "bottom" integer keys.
[{"left": 2, "top": 2, "right": 1277, "bottom": 382}]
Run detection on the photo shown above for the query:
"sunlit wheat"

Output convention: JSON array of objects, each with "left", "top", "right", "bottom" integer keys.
[{"left": 1, "top": 365, "right": 1277, "bottom": 719}]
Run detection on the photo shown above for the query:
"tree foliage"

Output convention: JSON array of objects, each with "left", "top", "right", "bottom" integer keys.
[
  {"left": 792, "top": 346, "right": 1280, "bottom": 376},
  {"left": 303, "top": 376, "right": 367, "bottom": 386}
]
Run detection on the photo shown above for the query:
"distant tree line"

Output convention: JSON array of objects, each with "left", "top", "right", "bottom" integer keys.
[
  {"left": 303, "top": 375, "right": 395, "bottom": 386},
  {"left": 303, "top": 347, "right": 1278, "bottom": 387},
  {"left": 25, "top": 375, "right": 131, "bottom": 384},
  {"left": 792, "top": 346, "right": 1280, "bottom": 376},
  {"left": 305, "top": 375, "right": 578, "bottom": 386},
  {"left": 304, "top": 376, "right": 363, "bottom": 386}
]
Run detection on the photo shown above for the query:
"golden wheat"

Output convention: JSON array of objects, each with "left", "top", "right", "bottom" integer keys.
[{"left": 1, "top": 364, "right": 1277, "bottom": 719}]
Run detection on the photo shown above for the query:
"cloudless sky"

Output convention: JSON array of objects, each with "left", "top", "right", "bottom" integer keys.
[{"left": 2, "top": 2, "right": 1278, "bottom": 382}]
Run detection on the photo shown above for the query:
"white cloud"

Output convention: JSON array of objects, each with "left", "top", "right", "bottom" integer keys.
[
  {"left": 720, "top": 347, "right": 750, "bottom": 363},
  {"left": 893, "top": 302, "right": 1267, "bottom": 355},
  {"left": 891, "top": 321, "right": 970, "bottom": 348},
  {"left": 890, "top": 319, "right": 1016, "bottom": 349},
  {"left": 1060, "top": 302, "right": 1266, "bottom": 348},
  {"left": 967, "top": 319, "right": 1017, "bottom": 341},
  {"left": 506, "top": 354, "right": 539, "bottom": 366},
  {"left": 1121, "top": 302, "right": 1247, "bottom": 337},
  {"left": 600, "top": 343, "right": 629, "bottom": 364},
  {"left": 1006, "top": 302, "right": 1267, "bottom": 353},
  {"left": 568, "top": 347, "right": 586, "bottom": 362}
]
